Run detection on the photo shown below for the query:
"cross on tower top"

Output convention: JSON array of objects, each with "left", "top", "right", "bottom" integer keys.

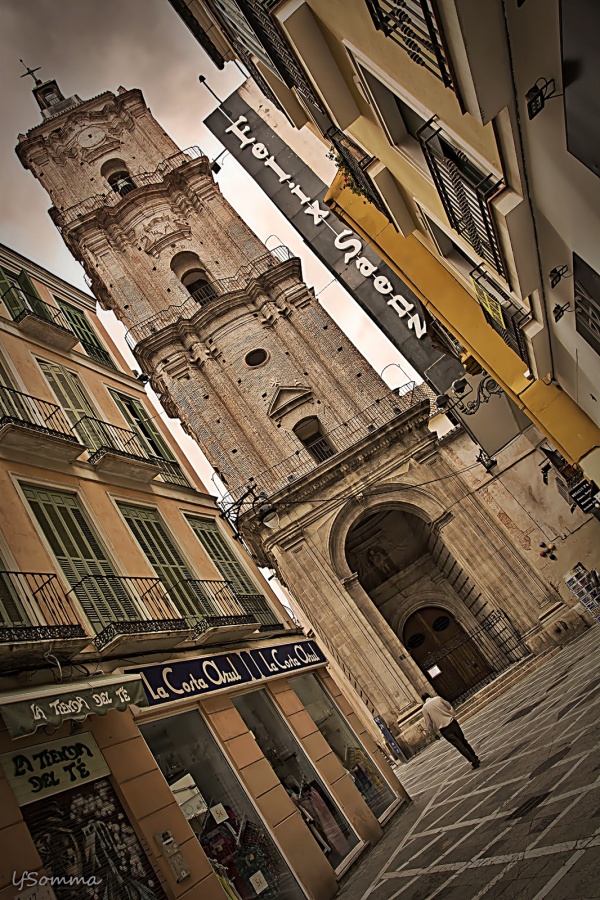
[{"left": 19, "top": 59, "right": 42, "bottom": 86}]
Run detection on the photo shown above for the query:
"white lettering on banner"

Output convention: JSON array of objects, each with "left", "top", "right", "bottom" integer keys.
[
  {"left": 30, "top": 703, "right": 47, "bottom": 722},
  {"left": 48, "top": 696, "right": 90, "bottom": 716},
  {"left": 223, "top": 117, "right": 426, "bottom": 340}
]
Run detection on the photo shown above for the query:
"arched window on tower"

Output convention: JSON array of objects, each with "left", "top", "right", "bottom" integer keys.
[
  {"left": 100, "top": 159, "right": 136, "bottom": 197},
  {"left": 293, "top": 417, "right": 336, "bottom": 463},
  {"left": 41, "top": 87, "right": 60, "bottom": 107},
  {"left": 170, "top": 252, "right": 217, "bottom": 305}
]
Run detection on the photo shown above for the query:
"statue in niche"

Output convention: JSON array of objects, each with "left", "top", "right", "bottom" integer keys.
[{"left": 365, "top": 546, "right": 397, "bottom": 586}]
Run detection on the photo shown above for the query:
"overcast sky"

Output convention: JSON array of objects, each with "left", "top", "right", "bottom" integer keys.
[{"left": 0, "top": 0, "right": 417, "bottom": 494}]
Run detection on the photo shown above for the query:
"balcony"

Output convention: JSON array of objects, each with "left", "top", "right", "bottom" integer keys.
[
  {"left": 50, "top": 148, "right": 207, "bottom": 231},
  {"left": 364, "top": 0, "right": 457, "bottom": 94},
  {"left": 327, "top": 127, "right": 387, "bottom": 216},
  {"left": 67, "top": 575, "right": 192, "bottom": 653},
  {"left": 151, "top": 457, "right": 191, "bottom": 488},
  {"left": 79, "top": 340, "right": 116, "bottom": 369},
  {"left": 125, "top": 246, "right": 294, "bottom": 349},
  {"left": 417, "top": 121, "right": 507, "bottom": 279},
  {"left": 165, "top": 579, "right": 261, "bottom": 645},
  {"left": 73, "top": 416, "right": 162, "bottom": 481},
  {"left": 227, "top": 384, "right": 431, "bottom": 506},
  {"left": 470, "top": 266, "right": 531, "bottom": 363},
  {"left": 0, "top": 571, "right": 89, "bottom": 672},
  {"left": 4, "top": 289, "right": 79, "bottom": 351},
  {"left": 0, "top": 386, "right": 85, "bottom": 463}
]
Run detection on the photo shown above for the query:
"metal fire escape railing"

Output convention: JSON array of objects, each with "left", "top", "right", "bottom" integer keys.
[
  {"left": 417, "top": 121, "right": 507, "bottom": 278},
  {"left": 326, "top": 127, "right": 387, "bottom": 216},
  {"left": 0, "top": 571, "right": 87, "bottom": 644},
  {"left": 226, "top": 384, "right": 431, "bottom": 507},
  {"left": 125, "top": 245, "right": 294, "bottom": 349},
  {"left": 50, "top": 147, "right": 206, "bottom": 230},
  {"left": 470, "top": 266, "right": 531, "bottom": 363},
  {"left": 0, "top": 384, "right": 81, "bottom": 443},
  {"left": 236, "top": 0, "right": 327, "bottom": 113},
  {"left": 364, "top": 0, "right": 457, "bottom": 92}
]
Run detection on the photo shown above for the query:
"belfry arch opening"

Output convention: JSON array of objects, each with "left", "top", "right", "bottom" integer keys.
[
  {"left": 170, "top": 251, "right": 216, "bottom": 303},
  {"left": 293, "top": 416, "right": 335, "bottom": 462},
  {"left": 344, "top": 507, "right": 525, "bottom": 703},
  {"left": 100, "top": 158, "right": 136, "bottom": 196}
]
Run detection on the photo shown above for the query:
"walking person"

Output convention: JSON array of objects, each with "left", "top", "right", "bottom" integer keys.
[{"left": 421, "top": 693, "right": 480, "bottom": 769}]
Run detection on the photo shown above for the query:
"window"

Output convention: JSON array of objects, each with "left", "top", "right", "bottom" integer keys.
[
  {"left": 100, "top": 158, "right": 136, "bottom": 197},
  {"left": 0, "top": 550, "right": 29, "bottom": 628},
  {"left": 357, "top": 65, "right": 427, "bottom": 169},
  {"left": 171, "top": 253, "right": 217, "bottom": 303},
  {"left": 232, "top": 689, "right": 360, "bottom": 869},
  {"left": 244, "top": 348, "right": 268, "bottom": 367},
  {"left": 117, "top": 503, "right": 198, "bottom": 617},
  {"left": 293, "top": 417, "right": 335, "bottom": 463},
  {"left": 54, "top": 299, "right": 116, "bottom": 368},
  {"left": 21, "top": 484, "right": 136, "bottom": 630},
  {"left": 415, "top": 205, "right": 478, "bottom": 283},
  {"left": 185, "top": 517, "right": 258, "bottom": 595},
  {"left": 38, "top": 359, "right": 95, "bottom": 427},
  {"left": 110, "top": 391, "right": 190, "bottom": 487},
  {"left": 574, "top": 253, "right": 600, "bottom": 357},
  {"left": 0, "top": 266, "right": 49, "bottom": 322}
]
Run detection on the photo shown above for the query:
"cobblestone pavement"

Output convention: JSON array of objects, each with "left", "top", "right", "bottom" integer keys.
[{"left": 339, "top": 625, "right": 600, "bottom": 900}]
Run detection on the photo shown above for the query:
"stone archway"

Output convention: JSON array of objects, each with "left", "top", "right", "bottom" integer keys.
[{"left": 403, "top": 607, "right": 493, "bottom": 702}]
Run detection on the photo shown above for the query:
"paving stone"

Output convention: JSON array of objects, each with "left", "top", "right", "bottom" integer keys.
[{"left": 337, "top": 627, "right": 600, "bottom": 899}]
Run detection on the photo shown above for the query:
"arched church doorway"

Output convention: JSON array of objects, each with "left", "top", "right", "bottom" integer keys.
[{"left": 403, "top": 607, "right": 492, "bottom": 702}]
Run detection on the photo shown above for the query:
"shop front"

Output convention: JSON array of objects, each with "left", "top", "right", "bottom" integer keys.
[{"left": 130, "top": 637, "right": 409, "bottom": 899}]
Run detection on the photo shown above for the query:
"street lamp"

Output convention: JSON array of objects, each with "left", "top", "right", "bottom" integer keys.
[{"left": 436, "top": 375, "right": 503, "bottom": 416}]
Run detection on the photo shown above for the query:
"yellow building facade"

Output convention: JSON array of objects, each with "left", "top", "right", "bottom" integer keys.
[
  {"left": 175, "top": 0, "right": 600, "bottom": 491},
  {"left": 0, "top": 243, "right": 407, "bottom": 899}
]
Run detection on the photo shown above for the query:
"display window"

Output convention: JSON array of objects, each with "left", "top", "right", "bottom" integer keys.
[
  {"left": 291, "top": 674, "right": 397, "bottom": 820},
  {"left": 232, "top": 689, "right": 360, "bottom": 871},
  {"left": 141, "top": 711, "right": 305, "bottom": 900}
]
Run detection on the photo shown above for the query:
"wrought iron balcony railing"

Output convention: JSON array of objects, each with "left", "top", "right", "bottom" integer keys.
[
  {"left": 50, "top": 147, "right": 206, "bottom": 230},
  {"left": 150, "top": 457, "right": 191, "bottom": 488},
  {"left": 164, "top": 578, "right": 260, "bottom": 635},
  {"left": 470, "top": 266, "right": 531, "bottom": 363},
  {"left": 0, "top": 384, "right": 80, "bottom": 442},
  {"left": 418, "top": 121, "right": 507, "bottom": 278},
  {"left": 227, "top": 384, "right": 431, "bottom": 506},
  {"left": 327, "top": 127, "right": 387, "bottom": 216},
  {"left": 235, "top": 593, "right": 281, "bottom": 627},
  {"left": 67, "top": 575, "right": 189, "bottom": 651},
  {"left": 1, "top": 285, "right": 76, "bottom": 334},
  {"left": 125, "top": 246, "right": 294, "bottom": 349},
  {"left": 79, "top": 340, "right": 116, "bottom": 369},
  {"left": 364, "top": 0, "right": 457, "bottom": 92},
  {"left": 0, "top": 571, "right": 87, "bottom": 644},
  {"left": 72, "top": 416, "right": 157, "bottom": 466}
]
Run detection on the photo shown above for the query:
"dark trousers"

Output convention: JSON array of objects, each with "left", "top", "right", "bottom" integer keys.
[{"left": 439, "top": 719, "right": 478, "bottom": 764}]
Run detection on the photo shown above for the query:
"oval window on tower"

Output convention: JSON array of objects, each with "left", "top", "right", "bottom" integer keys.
[{"left": 245, "top": 349, "right": 268, "bottom": 368}]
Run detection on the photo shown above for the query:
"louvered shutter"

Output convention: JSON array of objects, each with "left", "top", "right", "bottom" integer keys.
[
  {"left": 0, "top": 266, "right": 25, "bottom": 320},
  {"left": 117, "top": 504, "right": 197, "bottom": 616},
  {"left": 55, "top": 299, "right": 116, "bottom": 368},
  {"left": 110, "top": 391, "right": 174, "bottom": 459},
  {"left": 21, "top": 485, "right": 137, "bottom": 630},
  {"left": 185, "top": 517, "right": 258, "bottom": 594},
  {"left": 0, "top": 356, "right": 32, "bottom": 423},
  {"left": 38, "top": 360, "right": 94, "bottom": 425},
  {"left": 17, "top": 269, "right": 51, "bottom": 320},
  {"left": 0, "top": 569, "right": 29, "bottom": 627}
]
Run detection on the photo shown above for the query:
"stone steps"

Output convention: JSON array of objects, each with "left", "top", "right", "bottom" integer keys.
[{"left": 456, "top": 647, "right": 561, "bottom": 721}]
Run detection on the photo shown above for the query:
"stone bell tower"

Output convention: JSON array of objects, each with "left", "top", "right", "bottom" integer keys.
[{"left": 18, "top": 79, "right": 577, "bottom": 752}]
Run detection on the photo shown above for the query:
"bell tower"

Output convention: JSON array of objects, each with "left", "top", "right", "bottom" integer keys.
[{"left": 17, "top": 79, "right": 574, "bottom": 752}]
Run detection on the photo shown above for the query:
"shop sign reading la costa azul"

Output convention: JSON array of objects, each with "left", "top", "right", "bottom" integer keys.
[
  {"left": 126, "top": 639, "right": 326, "bottom": 706},
  {"left": 224, "top": 115, "right": 427, "bottom": 341}
]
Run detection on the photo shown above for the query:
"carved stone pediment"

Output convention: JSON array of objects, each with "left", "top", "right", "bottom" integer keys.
[
  {"left": 139, "top": 214, "right": 191, "bottom": 257},
  {"left": 267, "top": 385, "right": 313, "bottom": 421}
]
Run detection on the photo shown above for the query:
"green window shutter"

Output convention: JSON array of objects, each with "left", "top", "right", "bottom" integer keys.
[
  {"left": 0, "top": 266, "right": 25, "bottom": 320},
  {"left": 56, "top": 299, "right": 116, "bottom": 368},
  {"left": 109, "top": 391, "right": 174, "bottom": 460},
  {"left": 0, "top": 550, "right": 29, "bottom": 627},
  {"left": 21, "top": 484, "right": 136, "bottom": 630},
  {"left": 185, "top": 517, "right": 258, "bottom": 595},
  {"left": 38, "top": 359, "right": 95, "bottom": 427},
  {"left": 118, "top": 503, "right": 199, "bottom": 616},
  {"left": 16, "top": 270, "right": 51, "bottom": 320}
]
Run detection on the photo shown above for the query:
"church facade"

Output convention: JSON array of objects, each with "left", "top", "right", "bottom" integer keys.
[{"left": 16, "top": 76, "right": 589, "bottom": 754}]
